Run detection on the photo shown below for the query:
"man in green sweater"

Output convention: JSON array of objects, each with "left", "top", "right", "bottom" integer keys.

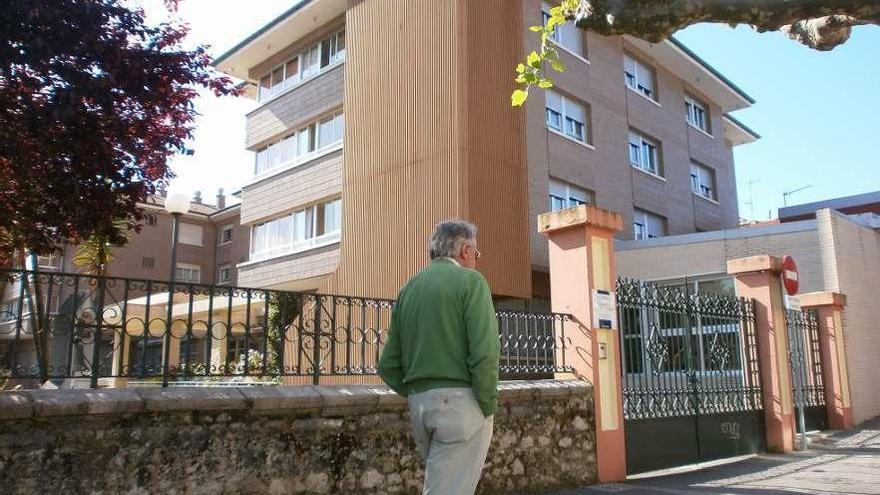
[{"left": 378, "top": 219, "right": 500, "bottom": 495}]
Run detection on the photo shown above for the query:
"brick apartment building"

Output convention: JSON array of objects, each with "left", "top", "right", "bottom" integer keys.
[
  {"left": 3, "top": 191, "right": 246, "bottom": 287},
  {"left": 213, "top": 0, "right": 759, "bottom": 304},
  {"left": 0, "top": 191, "right": 250, "bottom": 374}
]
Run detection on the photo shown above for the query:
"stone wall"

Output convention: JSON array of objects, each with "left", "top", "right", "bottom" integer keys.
[{"left": 0, "top": 380, "right": 596, "bottom": 494}]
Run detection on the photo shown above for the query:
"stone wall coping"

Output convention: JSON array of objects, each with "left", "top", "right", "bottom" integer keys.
[{"left": 0, "top": 379, "right": 591, "bottom": 420}]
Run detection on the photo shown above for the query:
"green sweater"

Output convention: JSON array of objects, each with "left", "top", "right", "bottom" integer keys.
[{"left": 378, "top": 259, "right": 500, "bottom": 416}]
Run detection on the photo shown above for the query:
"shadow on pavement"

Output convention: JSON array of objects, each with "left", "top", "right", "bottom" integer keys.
[{"left": 546, "top": 417, "right": 880, "bottom": 495}]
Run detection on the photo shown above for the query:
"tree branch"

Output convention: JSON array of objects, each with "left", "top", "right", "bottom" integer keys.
[{"left": 574, "top": 0, "right": 880, "bottom": 50}]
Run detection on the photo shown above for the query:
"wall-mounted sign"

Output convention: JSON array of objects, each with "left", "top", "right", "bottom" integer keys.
[
  {"left": 785, "top": 295, "right": 802, "bottom": 312},
  {"left": 781, "top": 255, "right": 800, "bottom": 296},
  {"left": 592, "top": 290, "right": 617, "bottom": 330}
]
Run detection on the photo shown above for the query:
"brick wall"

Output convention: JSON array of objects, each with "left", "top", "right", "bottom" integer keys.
[
  {"left": 238, "top": 243, "right": 341, "bottom": 289},
  {"left": 240, "top": 151, "right": 343, "bottom": 226},
  {"left": 245, "top": 64, "right": 345, "bottom": 150},
  {"left": 616, "top": 222, "right": 827, "bottom": 291},
  {"left": 522, "top": 0, "right": 741, "bottom": 274},
  {"left": 0, "top": 381, "right": 596, "bottom": 494},
  {"left": 822, "top": 210, "right": 880, "bottom": 424}
]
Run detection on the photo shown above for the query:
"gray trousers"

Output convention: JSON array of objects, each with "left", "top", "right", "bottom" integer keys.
[{"left": 408, "top": 388, "right": 494, "bottom": 495}]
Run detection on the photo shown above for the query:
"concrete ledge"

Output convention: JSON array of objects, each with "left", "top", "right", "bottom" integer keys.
[
  {"left": 239, "top": 386, "right": 323, "bottom": 414},
  {"left": 498, "top": 381, "right": 538, "bottom": 404},
  {"left": 0, "top": 380, "right": 592, "bottom": 419},
  {"left": 318, "top": 385, "right": 382, "bottom": 416},
  {"left": 0, "top": 392, "right": 34, "bottom": 420},
  {"left": 531, "top": 379, "right": 584, "bottom": 399},
  {"left": 136, "top": 387, "right": 248, "bottom": 412},
  {"left": 800, "top": 291, "right": 847, "bottom": 308},
  {"left": 727, "top": 255, "right": 782, "bottom": 275},
  {"left": 31, "top": 389, "right": 144, "bottom": 417}
]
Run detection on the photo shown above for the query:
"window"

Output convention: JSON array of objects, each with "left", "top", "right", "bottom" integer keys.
[
  {"left": 628, "top": 130, "right": 662, "bottom": 176},
  {"left": 142, "top": 257, "right": 155, "bottom": 269},
  {"left": 218, "top": 265, "right": 232, "bottom": 285},
  {"left": 690, "top": 162, "right": 717, "bottom": 201},
  {"left": 36, "top": 254, "right": 60, "bottom": 269},
  {"left": 175, "top": 263, "right": 201, "bottom": 283},
  {"left": 624, "top": 53, "right": 656, "bottom": 100},
  {"left": 250, "top": 198, "right": 343, "bottom": 261},
  {"left": 219, "top": 224, "right": 234, "bottom": 245},
  {"left": 254, "top": 112, "right": 343, "bottom": 176},
  {"left": 549, "top": 178, "right": 593, "bottom": 212},
  {"left": 2, "top": 298, "right": 26, "bottom": 322},
  {"left": 686, "top": 96, "right": 710, "bottom": 133},
  {"left": 257, "top": 29, "right": 346, "bottom": 102},
  {"left": 145, "top": 214, "right": 158, "bottom": 226},
  {"left": 633, "top": 209, "right": 665, "bottom": 240},
  {"left": 541, "top": 2, "right": 586, "bottom": 58},
  {"left": 545, "top": 90, "right": 589, "bottom": 143},
  {"left": 178, "top": 223, "right": 203, "bottom": 246}
]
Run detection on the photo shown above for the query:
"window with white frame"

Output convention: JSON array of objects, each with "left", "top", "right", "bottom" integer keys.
[
  {"left": 178, "top": 223, "right": 203, "bottom": 246},
  {"left": 254, "top": 112, "right": 343, "bottom": 176},
  {"left": 36, "top": 254, "right": 61, "bottom": 269},
  {"left": 541, "top": 2, "right": 586, "bottom": 58},
  {"left": 628, "top": 130, "right": 662, "bottom": 176},
  {"left": 624, "top": 53, "right": 656, "bottom": 100},
  {"left": 545, "top": 90, "right": 589, "bottom": 143},
  {"left": 175, "top": 263, "right": 201, "bottom": 283},
  {"left": 549, "top": 178, "right": 593, "bottom": 212},
  {"left": 250, "top": 198, "right": 342, "bottom": 261},
  {"left": 257, "top": 29, "right": 345, "bottom": 102},
  {"left": 633, "top": 209, "right": 665, "bottom": 240},
  {"left": 686, "top": 96, "right": 710, "bottom": 133},
  {"left": 219, "top": 224, "right": 234, "bottom": 245},
  {"left": 218, "top": 264, "right": 232, "bottom": 285},
  {"left": 690, "top": 162, "right": 717, "bottom": 201}
]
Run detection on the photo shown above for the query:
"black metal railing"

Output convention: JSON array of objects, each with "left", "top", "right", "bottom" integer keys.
[
  {"left": 785, "top": 309, "right": 826, "bottom": 407},
  {"left": 0, "top": 269, "right": 572, "bottom": 388},
  {"left": 616, "top": 277, "right": 762, "bottom": 420}
]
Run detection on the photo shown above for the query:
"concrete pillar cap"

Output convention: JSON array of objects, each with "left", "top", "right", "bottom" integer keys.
[
  {"left": 799, "top": 291, "right": 847, "bottom": 308},
  {"left": 538, "top": 205, "right": 623, "bottom": 235},
  {"left": 726, "top": 255, "right": 783, "bottom": 275}
]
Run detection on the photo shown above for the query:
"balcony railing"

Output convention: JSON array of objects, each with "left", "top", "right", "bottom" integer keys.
[{"left": 0, "top": 269, "right": 572, "bottom": 388}]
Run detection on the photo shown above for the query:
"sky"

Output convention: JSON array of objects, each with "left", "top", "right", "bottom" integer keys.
[{"left": 149, "top": 1, "right": 879, "bottom": 220}]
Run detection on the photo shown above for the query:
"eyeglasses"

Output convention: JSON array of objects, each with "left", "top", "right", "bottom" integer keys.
[{"left": 474, "top": 248, "right": 482, "bottom": 260}]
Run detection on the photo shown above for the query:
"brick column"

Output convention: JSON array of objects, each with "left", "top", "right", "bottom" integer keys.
[
  {"left": 727, "top": 255, "right": 796, "bottom": 453},
  {"left": 539, "top": 205, "right": 626, "bottom": 482},
  {"left": 800, "top": 292, "right": 854, "bottom": 430}
]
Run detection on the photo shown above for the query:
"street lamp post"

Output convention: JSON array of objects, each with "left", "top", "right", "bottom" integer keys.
[{"left": 162, "top": 191, "right": 190, "bottom": 386}]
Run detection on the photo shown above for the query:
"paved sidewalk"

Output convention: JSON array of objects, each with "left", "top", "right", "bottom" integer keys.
[{"left": 548, "top": 417, "right": 880, "bottom": 495}]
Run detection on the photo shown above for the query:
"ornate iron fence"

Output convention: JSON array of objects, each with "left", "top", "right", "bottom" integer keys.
[
  {"left": 0, "top": 269, "right": 571, "bottom": 388},
  {"left": 616, "top": 278, "right": 762, "bottom": 420},
  {"left": 785, "top": 309, "right": 826, "bottom": 408}
]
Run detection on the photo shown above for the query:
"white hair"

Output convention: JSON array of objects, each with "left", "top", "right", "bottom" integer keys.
[{"left": 429, "top": 220, "right": 477, "bottom": 260}]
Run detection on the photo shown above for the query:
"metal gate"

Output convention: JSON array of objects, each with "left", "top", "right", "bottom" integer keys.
[
  {"left": 617, "top": 278, "right": 765, "bottom": 475},
  {"left": 785, "top": 309, "right": 827, "bottom": 433}
]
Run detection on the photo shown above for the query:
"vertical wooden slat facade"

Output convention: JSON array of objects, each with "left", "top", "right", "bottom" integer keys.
[{"left": 325, "top": 0, "right": 531, "bottom": 299}]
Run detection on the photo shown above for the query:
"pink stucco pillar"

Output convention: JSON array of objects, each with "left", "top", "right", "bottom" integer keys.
[
  {"left": 800, "top": 291, "right": 855, "bottom": 430},
  {"left": 539, "top": 205, "right": 626, "bottom": 483},
  {"left": 727, "top": 255, "right": 796, "bottom": 453}
]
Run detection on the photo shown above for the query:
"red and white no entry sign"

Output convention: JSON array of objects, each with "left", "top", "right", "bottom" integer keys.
[{"left": 781, "top": 255, "right": 799, "bottom": 296}]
